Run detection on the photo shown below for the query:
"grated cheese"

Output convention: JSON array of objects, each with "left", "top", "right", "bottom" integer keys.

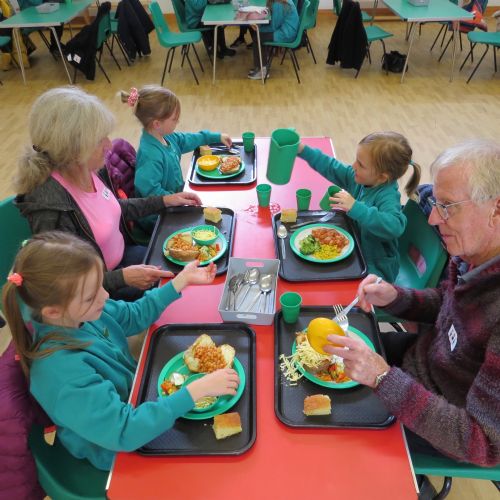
[{"left": 279, "top": 336, "right": 331, "bottom": 384}]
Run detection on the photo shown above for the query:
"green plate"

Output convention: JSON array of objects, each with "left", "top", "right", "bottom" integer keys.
[
  {"left": 290, "top": 223, "right": 355, "bottom": 264},
  {"left": 195, "top": 156, "right": 245, "bottom": 179},
  {"left": 162, "top": 226, "right": 227, "bottom": 267},
  {"left": 292, "top": 326, "right": 375, "bottom": 390},
  {"left": 157, "top": 352, "right": 246, "bottom": 420}
]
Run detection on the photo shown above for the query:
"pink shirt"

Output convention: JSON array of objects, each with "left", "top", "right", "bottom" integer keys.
[{"left": 51, "top": 172, "right": 125, "bottom": 270}]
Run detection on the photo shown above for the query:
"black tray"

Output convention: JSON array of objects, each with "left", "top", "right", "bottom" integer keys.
[
  {"left": 137, "top": 323, "right": 256, "bottom": 456},
  {"left": 144, "top": 206, "right": 235, "bottom": 276},
  {"left": 187, "top": 142, "right": 257, "bottom": 186},
  {"left": 274, "top": 306, "right": 395, "bottom": 429},
  {"left": 272, "top": 210, "right": 368, "bottom": 282}
]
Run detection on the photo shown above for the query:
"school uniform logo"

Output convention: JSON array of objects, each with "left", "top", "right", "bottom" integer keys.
[{"left": 102, "top": 187, "right": 111, "bottom": 200}]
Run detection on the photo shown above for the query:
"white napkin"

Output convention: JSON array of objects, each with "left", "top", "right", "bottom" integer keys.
[{"left": 238, "top": 5, "right": 268, "bottom": 13}]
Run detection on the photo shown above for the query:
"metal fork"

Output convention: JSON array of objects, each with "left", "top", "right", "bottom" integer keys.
[
  {"left": 332, "top": 304, "right": 350, "bottom": 332},
  {"left": 332, "top": 277, "right": 382, "bottom": 331},
  {"left": 290, "top": 212, "right": 335, "bottom": 230}
]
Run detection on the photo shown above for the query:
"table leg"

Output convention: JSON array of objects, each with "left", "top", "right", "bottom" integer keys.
[
  {"left": 450, "top": 24, "right": 458, "bottom": 83},
  {"left": 401, "top": 22, "right": 417, "bottom": 84},
  {"left": 256, "top": 27, "right": 264, "bottom": 84},
  {"left": 212, "top": 26, "right": 218, "bottom": 84},
  {"left": 12, "top": 28, "right": 26, "bottom": 85},
  {"left": 50, "top": 26, "right": 72, "bottom": 84}
]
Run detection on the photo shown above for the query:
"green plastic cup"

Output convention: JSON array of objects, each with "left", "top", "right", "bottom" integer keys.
[
  {"left": 319, "top": 185, "right": 342, "bottom": 211},
  {"left": 266, "top": 128, "right": 300, "bottom": 185},
  {"left": 242, "top": 132, "right": 255, "bottom": 153},
  {"left": 280, "top": 292, "right": 302, "bottom": 324},
  {"left": 296, "top": 189, "right": 312, "bottom": 211},
  {"left": 256, "top": 183, "right": 272, "bottom": 207}
]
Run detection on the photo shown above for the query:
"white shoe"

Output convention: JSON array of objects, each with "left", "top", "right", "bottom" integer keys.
[{"left": 248, "top": 67, "right": 268, "bottom": 80}]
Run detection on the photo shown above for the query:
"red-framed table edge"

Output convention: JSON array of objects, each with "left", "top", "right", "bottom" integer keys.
[{"left": 107, "top": 137, "right": 418, "bottom": 499}]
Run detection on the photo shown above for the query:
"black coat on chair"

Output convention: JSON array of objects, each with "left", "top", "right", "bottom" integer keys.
[
  {"left": 64, "top": 2, "right": 111, "bottom": 80},
  {"left": 327, "top": 0, "right": 367, "bottom": 70},
  {"left": 115, "top": 0, "right": 154, "bottom": 61}
]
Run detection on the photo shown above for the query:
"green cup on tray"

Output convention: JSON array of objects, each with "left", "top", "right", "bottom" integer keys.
[{"left": 319, "top": 185, "right": 342, "bottom": 211}]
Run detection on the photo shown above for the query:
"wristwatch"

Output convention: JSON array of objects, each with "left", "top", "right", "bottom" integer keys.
[{"left": 374, "top": 370, "right": 389, "bottom": 388}]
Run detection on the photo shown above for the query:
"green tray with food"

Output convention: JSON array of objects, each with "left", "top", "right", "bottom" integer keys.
[
  {"left": 143, "top": 206, "right": 236, "bottom": 276},
  {"left": 136, "top": 323, "right": 256, "bottom": 456},
  {"left": 272, "top": 210, "right": 367, "bottom": 282},
  {"left": 188, "top": 141, "right": 257, "bottom": 186},
  {"left": 275, "top": 306, "right": 394, "bottom": 429}
]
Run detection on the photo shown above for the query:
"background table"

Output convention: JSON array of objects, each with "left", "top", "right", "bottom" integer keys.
[
  {"left": 0, "top": 0, "right": 93, "bottom": 84},
  {"left": 202, "top": 0, "right": 269, "bottom": 84},
  {"left": 383, "top": 0, "right": 473, "bottom": 82},
  {"left": 107, "top": 137, "right": 417, "bottom": 499}
]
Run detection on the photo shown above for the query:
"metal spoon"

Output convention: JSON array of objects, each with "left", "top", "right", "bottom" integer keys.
[
  {"left": 247, "top": 274, "right": 273, "bottom": 313},
  {"left": 277, "top": 224, "right": 288, "bottom": 257},
  {"left": 236, "top": 267, "right": 260, "bottom": 309},
  {"left": 225, "top": 274, "right": 243, "bottom": 311}
]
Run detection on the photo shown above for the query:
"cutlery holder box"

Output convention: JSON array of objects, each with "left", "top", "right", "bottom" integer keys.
[{"left": 218, "top": 257, "right": 280, "bottom": 326}]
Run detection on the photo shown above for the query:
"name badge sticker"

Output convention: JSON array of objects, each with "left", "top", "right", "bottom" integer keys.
[
  {"left": 102, "top": 187, "right": 111, "bottom": 200},
  {"left": 448, "top": 324, "right": 457, "bottom": 352}
]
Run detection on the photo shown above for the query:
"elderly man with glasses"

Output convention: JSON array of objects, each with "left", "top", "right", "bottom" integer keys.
[{"left": 323, "top": 139, "right": 500, "bottom": 470}]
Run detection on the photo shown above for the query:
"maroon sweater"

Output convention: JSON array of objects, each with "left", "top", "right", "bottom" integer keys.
[{"left": 375, "top": 257, "right": 500, "bottom": 466}]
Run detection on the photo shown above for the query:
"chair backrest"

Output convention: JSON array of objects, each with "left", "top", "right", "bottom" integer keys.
[
  {"left": 304, "top": 0, "right": 319, "bottom": 30},
  {"left": 0, "top": 196, "right": 31, "bottom": 300},
  {"left": 149, "top": 1, "right": 171, "bottom": 37},
  {"left": 395, "top": 199, "right": 448, "bottom": 290},
  {"left": 29, "top": 424, "right": 108, "bottom": 500},
  {"left": 171, "top": 0, "right": 188, "bottom": 31},
  {"left": 294, "top": 0, "right": 310, "bottom": 43},
  {"left": 96, "top": 11, "right": 112, "bottom": 49}
]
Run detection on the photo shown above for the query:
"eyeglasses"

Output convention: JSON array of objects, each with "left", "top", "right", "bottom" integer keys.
[{"left": 428, "top": 197, "right": 472, "bottom": 220}]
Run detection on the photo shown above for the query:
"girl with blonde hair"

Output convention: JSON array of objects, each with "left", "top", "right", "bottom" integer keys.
[
  {"left": 2, "top": 231, "right": 239, "bottom": 471},
  {"left": 15, "top": 86, "right": 202, "bottom": 301},
  {"left": 121, "top": 85, "right": 231, "bottom": 230},
  {"left": 298, "top": 131, "right": 421, "bottom": 282}
]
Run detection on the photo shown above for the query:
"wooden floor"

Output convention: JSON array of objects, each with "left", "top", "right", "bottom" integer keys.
[{"left": 0, "top": 12, "right": 499, "bottom": 499}]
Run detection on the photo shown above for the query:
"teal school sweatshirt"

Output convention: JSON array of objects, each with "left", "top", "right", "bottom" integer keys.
[
  {"left": 299, "top": 145, "right": 407, "bottom": 282},
  {"left": 29, "top": 282, "right": 195, "bottom": 471}
]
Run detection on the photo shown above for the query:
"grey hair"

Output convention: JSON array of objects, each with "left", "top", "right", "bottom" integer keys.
[
  {"left": 430, "top": 139, "right": 500, "bottom": 203},
  {"left": 15, "top": 86, "right": 115, "bottom": 194}
]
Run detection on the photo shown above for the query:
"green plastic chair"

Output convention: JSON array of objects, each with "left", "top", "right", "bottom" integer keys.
[
  {"left": 376, "top": 199, "right": 448, "bottom": 326},
  {"left": 412, "top": 452, "right": 500, "bottom": 498},
  {"left": 0, "top": 196, "right": 31, "bottom": 302},
  {"left": 333, "top": 0, "right": 373, "bottom": 23},
  {"left": 72, "top": 12, "right": 121, "bottom": 84},
  {"left": 171, "top": 0, "right": 212, "bottom": 61},
  {"left": 303, "top": 0, "right": 320, "bottom": 63},
  {"left": 263, "top": 0, "right": 310, "bottom": 83},
  {"left": 149, "top": 1, "right": 203, "bottom": 85},
  {"left": 29, "top": 425, "right": 108, "bottom": 500},
  {"left": 109, "top": 15, "right": 131, "bottom": 66},
  {"left": 356, "top": 24, "right": 393, "bottom": 78},
  {"left": 460, "top": 31, "right": 500, "bottom": 83}
]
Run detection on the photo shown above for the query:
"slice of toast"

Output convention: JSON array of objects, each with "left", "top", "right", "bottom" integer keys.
[
  {"left": 303, "top": 394, "right": 331, "bottom": 416},
  {"left": 213, "top": 412, "right": 242, "bottom": 440}
]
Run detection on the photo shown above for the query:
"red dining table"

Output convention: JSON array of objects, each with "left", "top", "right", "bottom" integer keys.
[{"left": 107, "top": 137, "right": 418, "bottom": 499}]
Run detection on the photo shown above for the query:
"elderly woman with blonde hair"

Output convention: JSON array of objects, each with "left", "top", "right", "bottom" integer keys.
[
  {"left": 323, "top": 139, "right": 500, "bottom": 470},
  {"left": 15, "top": 86, "right": 202, "bottom": 301}
]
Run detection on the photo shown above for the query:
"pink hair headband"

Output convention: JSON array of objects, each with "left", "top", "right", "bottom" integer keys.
[
  {"left": 127, "top": 87, "right": 139, "bottom": 107},
  {"left": 8, "top": 273, "right": 23, "bottom": 287}
]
